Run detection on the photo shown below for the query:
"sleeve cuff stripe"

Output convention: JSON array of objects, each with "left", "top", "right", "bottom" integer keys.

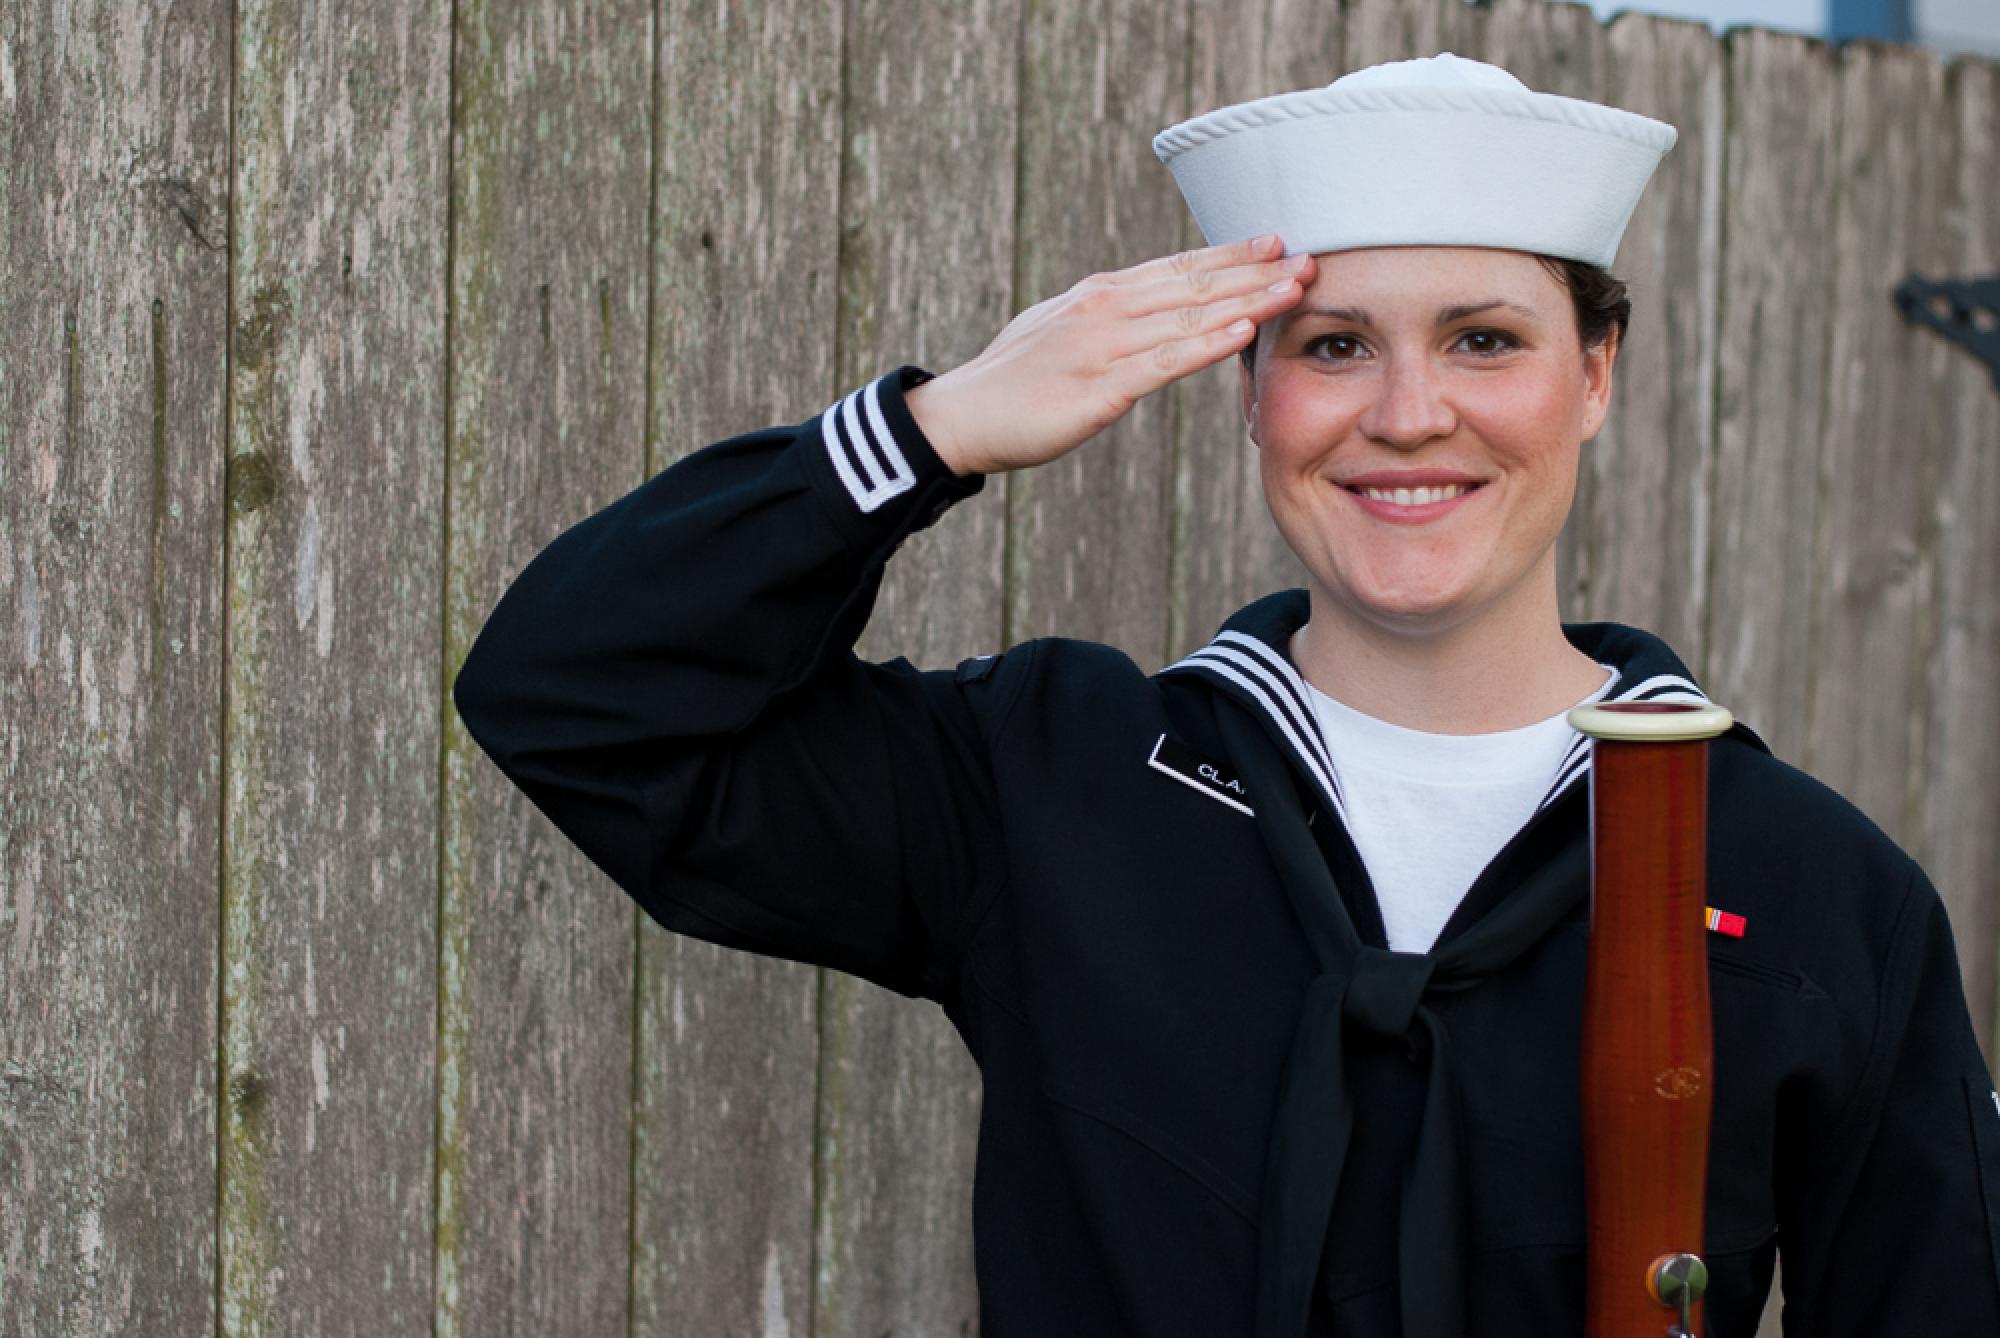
[
  {"left": 823, "top": 378, "right": 917, "bottom": 513},
  {"left": 860, "top": 379, "right": 907, "bottom": 481},
  {"left": 838, "top": 393, "right": 889, "bottom": 489}
]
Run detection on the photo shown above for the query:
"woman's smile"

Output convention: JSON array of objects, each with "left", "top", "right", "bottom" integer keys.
[{"left": 1337, "top": 468, "right": 1488, "bottom": 523}]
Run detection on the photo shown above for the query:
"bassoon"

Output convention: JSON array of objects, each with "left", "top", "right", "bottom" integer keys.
[{"left": 1566, "top": 700, "right": 1735, "bottom": 1338}]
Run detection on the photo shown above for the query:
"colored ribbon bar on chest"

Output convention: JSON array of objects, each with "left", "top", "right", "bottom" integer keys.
[{"left": 1704, "top": 906, "right": 1747, "bottom": 939}]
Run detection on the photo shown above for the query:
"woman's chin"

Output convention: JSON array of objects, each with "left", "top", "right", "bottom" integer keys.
[{"left": 1319, "top": 579, "right": 1476, "bottom": 635}]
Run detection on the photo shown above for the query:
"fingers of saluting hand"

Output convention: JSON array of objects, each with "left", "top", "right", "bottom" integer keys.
[
  {"left": 1114, "top": 233, "right": 1290, "bottom": 287},
  {"left": 1120, "top": 249, "right": 1314, "bottom": 312},
  {"left": 1112, "top": 260, "right": 1315, "bottom": 356},
  {"left": 1099, "top": 244, "right": 1315, "bottom": 397}
]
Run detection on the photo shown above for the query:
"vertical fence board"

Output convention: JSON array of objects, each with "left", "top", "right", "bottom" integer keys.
[
  {"left": 1921, "top": 60, "right": 2000, "bottom": 1066},
  {"left": 1806, "top": 44, "right": 1947, "bottom": 841},
  {"left": 812, "top": 1, "right": 1022, "bottom": 1334},
  {"left": 1703, "top": 28, "right": 1839, "bottom": 759},
  {"left": 0, "top": 4, "right": 229, "bottom": 1334},
  {"left": 635, "top": 1, "right": 842, "bottom": 1332},
  {"left": 1593, "top": 16, "right": 1724, "bottom": 663},
  {"left": 1480, "top": 0, "right": 1610, "bottom": 617},
  {"left": 437, "top": 2, "right": 654, "bottom": 1335},
  {"left": 1165, "top": 0, "right": 1335, "bottom": 661},
  {"left": 1009, "top": 0, "right": 1192, "bottom": 662},
  {"left": 1481, "top": 0, "right": 1605, "bottom": 98},
  {"left": 220, "top": 4, "right": 452, "bottom": 1333}
]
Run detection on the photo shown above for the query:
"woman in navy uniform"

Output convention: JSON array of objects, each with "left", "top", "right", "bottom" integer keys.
[{"left": 453, "top": 53, "right": 2000, "bottom": 1336}]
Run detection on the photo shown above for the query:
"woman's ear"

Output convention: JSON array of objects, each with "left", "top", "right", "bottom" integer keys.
[{"left": 1580, "top": 328, "right": 1619, "bottom": 443}]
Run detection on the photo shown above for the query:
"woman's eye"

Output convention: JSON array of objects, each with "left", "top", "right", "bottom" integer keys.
[
  {"left": 1306, "top": 334, "right": 1367, "bottom": 361},
  {"left": 1455, "top": 329, "right": 1518, "bottom": 356}
]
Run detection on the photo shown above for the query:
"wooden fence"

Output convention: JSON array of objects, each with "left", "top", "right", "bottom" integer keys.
[{"left": 3, "top": 0, "right": 1996, "bottom": 1332}]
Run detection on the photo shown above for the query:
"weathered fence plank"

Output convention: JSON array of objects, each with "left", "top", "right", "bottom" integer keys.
[
  {"left": 436, "top": 1, "right": 653, "bottom": 1335},
  {"left": 1806, "top": 43, "right": 1947, "bottom": 839},
  {"left": 1591, "top": 15, "right": 1723, "bottom": 662},
  {"left": 1920, "top": 60, "right": 2000, "bottom": 1061},
  {"left": 220, "top": 4, "right": 451, "bottom": 1333},
  {"left": 1010, "top": 0, "right": 1192, "bottom": 662},
  {"left": 1726, "top": 37, "right": 1954, "bottom": 1338},
  {"left": 1702, "top": 28, "right": 1840, "bottom": 760},
  {"left": 813, "top": 1, "right": 1021, "bottom": 1333},
  {"left": 1166, "top": 0, "right": 1337, "bottom": 660},
  {"left": 1482, "top": 0, "right": 1605, "bottom": 101},
  {"left": 0, "top": 4, "right": 229, "bottom": 1334},
  {"left": 634, "top": 1, "right": 842, "bottom": 1332},
  {"left": 1481, "top": 0, "right": 1611, "bottom": 616}
]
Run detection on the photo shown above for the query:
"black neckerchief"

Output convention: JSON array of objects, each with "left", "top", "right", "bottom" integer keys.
[{"left": 1218, "top": 699, "right": 1588, "bottom": 1336}]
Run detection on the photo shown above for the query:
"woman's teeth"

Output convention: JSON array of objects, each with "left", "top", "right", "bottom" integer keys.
[{"left": 1357, "top": 484, "right": 1469, "bottom": 506}]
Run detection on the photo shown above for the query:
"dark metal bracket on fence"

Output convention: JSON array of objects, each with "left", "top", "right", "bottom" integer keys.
[{"left": 1894, "top": 275, "right": 2000, "bottom": 391}]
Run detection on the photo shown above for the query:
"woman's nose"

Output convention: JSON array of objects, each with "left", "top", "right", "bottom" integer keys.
[{"left": 1356, "top": 356, "right": 1456, "bottom": 450}]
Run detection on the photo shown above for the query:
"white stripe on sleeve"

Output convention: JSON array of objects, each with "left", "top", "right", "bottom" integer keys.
[{"left": 821, "top": 378, "right": 919, "bottom": 513}]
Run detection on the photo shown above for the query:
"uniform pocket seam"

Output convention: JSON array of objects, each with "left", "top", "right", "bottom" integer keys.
[
  {"left": 1708, "top": 953, "right": 1809, "bottom": 995},
  {"left": 1040, "top": 1078, "right": 1259, "bottom": 1224}
]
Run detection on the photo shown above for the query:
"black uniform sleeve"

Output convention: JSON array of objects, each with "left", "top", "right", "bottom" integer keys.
[
  {"left": 1775, "top": 864, "right": 2000, "bottom": 1332},
  {"left": 451, "top": 366, "right": 1014, "bottom": 1004}
]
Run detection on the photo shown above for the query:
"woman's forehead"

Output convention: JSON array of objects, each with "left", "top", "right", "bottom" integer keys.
[{"left": 1296, "top": 247, "right": 1564, "bottom": 314}]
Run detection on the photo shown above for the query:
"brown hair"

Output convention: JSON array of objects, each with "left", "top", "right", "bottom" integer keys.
[
  {"left": 1241, "top": 253, "right": 1630, "bottom": 366},
  {"left": 1535, "top": 255, "right": 1630, "bottom": 352}
]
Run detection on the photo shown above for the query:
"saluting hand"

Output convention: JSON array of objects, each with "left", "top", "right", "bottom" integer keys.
[{"left": 907, "top": 235, "right": 1315, "bottom": 477}]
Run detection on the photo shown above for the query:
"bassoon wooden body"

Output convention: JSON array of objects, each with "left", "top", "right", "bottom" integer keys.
[{"left": 1566, "top": 700, "right": 1734, "bottom": 1338}]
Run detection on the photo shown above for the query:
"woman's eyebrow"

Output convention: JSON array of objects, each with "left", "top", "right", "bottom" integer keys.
[
  {"left": 1438, "top": 299, "right": 1539, "bottom": 322},
  {"left": 1287, "top": 300, "right": 1541, "bottom": 325},
  {"left": 1290, "top": 305, "right": 1371, "bottom": 324}
]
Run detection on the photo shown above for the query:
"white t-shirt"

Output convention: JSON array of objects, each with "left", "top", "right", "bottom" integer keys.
[{"left": 1303, "top": 669, "right": 1614, "bottom": 954}]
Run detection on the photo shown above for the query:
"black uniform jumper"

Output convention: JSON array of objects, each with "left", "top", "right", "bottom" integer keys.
[{"left": 453, "top": 366, "right": 2000, "bottom": 1336}]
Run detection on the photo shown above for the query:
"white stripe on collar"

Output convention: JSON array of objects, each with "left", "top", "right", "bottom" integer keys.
[
  {"left": 1167, "top": 632, "right": 1346, "bottom": 817},
  {"left": 1610, "top": 672, "right": 1708, "bottom": 705},
  {"left": 1204, "top": 634, "right": 1342, "bottom": 787},
  {"left": 1535, "top": 671, "right": 1713, "bottom": 810}
]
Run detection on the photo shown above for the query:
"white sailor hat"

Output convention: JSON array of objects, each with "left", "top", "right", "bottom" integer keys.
[{"left": 1152, "top": 53, "right": 1677, "bottom": 268}]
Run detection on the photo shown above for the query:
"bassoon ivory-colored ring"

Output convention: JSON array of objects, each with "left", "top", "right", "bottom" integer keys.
[{"left": 1567, "top": 700, "right": 1734, "bottom": 742}]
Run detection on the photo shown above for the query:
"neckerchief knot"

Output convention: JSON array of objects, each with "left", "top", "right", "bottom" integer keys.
[{"left": 1342, "top": 947, "right": 1436, "bottom": 1039}]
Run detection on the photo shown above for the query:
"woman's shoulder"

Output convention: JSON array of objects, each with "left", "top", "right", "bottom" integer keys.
[
  {"left": 1706, "top": 733, "right": 1932, "bottom": 964},
  {"left": 931, "top": 633, "right": 1161, "bottom": 741},
  {"left": 1711, "top": 735, "right": 1911, "bottom": 871},
  {"left": 1566, "top": 618, "right": 1924, "bottom": 909}
]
